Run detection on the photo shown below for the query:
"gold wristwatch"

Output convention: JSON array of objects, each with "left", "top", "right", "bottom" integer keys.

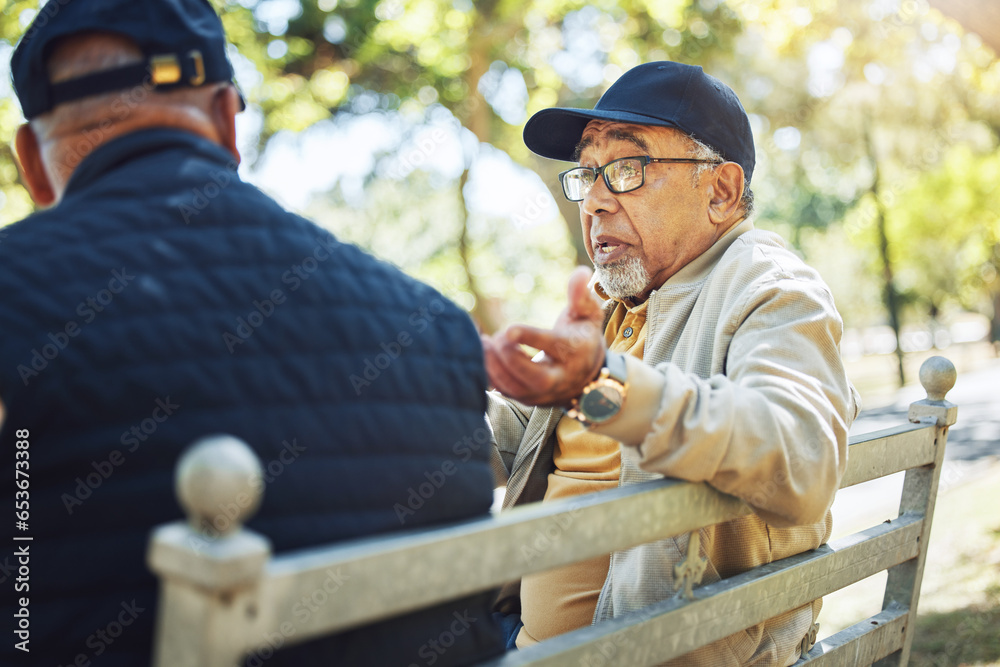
[{"left": 565, "top": 351, "right": 628, "bottom": 428}]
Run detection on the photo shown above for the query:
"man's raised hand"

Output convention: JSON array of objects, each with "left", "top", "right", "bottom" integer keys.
[{"left": 481, "top": 266, "right": 606, "bottom": 407}]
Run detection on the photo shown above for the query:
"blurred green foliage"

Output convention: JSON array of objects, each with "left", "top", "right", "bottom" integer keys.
[
  {"left": 1, "top": 0, "right": 998, "bottom": 349},
  {"left": 0, "top": 1, "right": 37, "bottom": 224}
]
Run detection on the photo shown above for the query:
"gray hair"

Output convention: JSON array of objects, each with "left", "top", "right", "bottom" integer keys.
[{"left": 686, "top": 135, "right": 755, "bottom": 218}]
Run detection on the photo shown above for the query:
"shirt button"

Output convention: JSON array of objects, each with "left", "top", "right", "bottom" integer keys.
[{"left": 623, "top": 327, "right": 633, "bottom": 338}]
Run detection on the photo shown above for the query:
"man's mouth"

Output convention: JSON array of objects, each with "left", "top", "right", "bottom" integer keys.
[{"left": 594, "top": 240, "right": 628, "bottom": 263}]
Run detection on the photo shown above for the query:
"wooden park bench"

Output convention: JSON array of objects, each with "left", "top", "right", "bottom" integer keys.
[{"left": 147, "top": 356, "right": 959, "bottom": 666}]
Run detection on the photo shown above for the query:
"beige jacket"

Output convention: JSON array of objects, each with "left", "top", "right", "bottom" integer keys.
[{"left": 487, "top": 219, "right": 861, "bottom": 666}]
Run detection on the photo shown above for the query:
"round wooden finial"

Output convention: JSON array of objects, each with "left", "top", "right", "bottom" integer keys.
[
  {"left": 176, "top": 435, "right": 264, "bottom": 536},
  {"left": 918, "top": 356, "right": 956, "bottom": 402}
]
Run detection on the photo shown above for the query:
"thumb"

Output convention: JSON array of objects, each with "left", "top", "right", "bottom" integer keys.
[{"left": 566, "top": 266, "right": 602, "bottom": 320}]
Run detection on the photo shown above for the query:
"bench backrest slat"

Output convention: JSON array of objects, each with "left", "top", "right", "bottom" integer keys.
[
  {"left": 255, "top": 477, "right": 752, "bottom": 641},
  {"left": 798, "top": 607, "right": 909, "bottom": 665},
  {"left": 474, "top": 514, "right": 923, "bottom": 666},
  {"left": 840, "top": 423, "right": 936, "bottom": 488}
]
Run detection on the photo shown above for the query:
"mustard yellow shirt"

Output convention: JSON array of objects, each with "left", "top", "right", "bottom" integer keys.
[{"left": 517, "top": 299, "right": 648, "bottom": 647}]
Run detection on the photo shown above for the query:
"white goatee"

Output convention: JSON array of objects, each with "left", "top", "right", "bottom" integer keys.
[{"left": 594, "top": 256, "right": 650, "bottom": 301}]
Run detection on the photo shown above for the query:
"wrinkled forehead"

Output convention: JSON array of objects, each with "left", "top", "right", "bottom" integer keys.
[{"left": 574, "top": 121, "right": 688, "bottom": 162}]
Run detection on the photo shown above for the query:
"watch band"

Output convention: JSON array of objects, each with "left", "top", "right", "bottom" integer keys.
[{"left": 603, "top": 350, "right": 628, "bottom": 385}]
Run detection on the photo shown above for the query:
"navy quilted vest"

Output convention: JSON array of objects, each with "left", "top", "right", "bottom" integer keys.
[{"left": 0, "top": 129, "right": 501, "bottom": 666}]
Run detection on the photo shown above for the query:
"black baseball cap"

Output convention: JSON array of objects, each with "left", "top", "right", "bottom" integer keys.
[
  {"left": 11, "top": 0, "right": 240, "bottom": 120},
  {"left": 523, "top": 61, "right": 755, "bottom": 183}
]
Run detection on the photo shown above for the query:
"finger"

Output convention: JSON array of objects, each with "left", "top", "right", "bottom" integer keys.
[
  {"left": 513, "top": 325, "right": 600, "bottom": 365},
  {"left": 566, "top": 266, "right": 603, "bottom": 320},
  {"left": 503, "top": 325, "right": 564, "bottom": 356},
  {"left": 480, "top": 332, "right": 503, "bottom": 358},
  {"left": 496, "top": 344, "right": 567, "bottom": 398},
  {"left": 491, "top": 337, "right": 569, "bottom": 402},
  {"left": 482, "top": 334, "right": 524, "bottom": 391},
  {"left": 483, "top": 334, "right": 548, "bottom": 398},
  {"left": 486, "top": 353, "right": 534, "bottom": 398},
  {"left": 490, "top": 333, "right": 601, "bottom": 407},
  {"left": 480, "top": 333, "right": 499, "bottom": 388}
]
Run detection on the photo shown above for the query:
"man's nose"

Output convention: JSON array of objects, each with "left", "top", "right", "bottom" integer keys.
[{"left": 581, "top": 175, "right": 620, "bottom": 217}]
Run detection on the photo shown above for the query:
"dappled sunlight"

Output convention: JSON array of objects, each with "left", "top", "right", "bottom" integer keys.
[{"left": 0, "top": 0, "right": 997, "bottom": 344}]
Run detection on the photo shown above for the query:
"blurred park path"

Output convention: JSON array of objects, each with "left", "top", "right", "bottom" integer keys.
[
  {"left": 845, "top": 341, "right": 999, "bottom": 411},
  {"left": 850, "top": 342, "right": 1000, "bottom": 462}
]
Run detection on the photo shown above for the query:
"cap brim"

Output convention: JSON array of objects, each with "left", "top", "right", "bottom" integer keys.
[{"left": 522, "top": 107, "right": 682, "bottom": 162}]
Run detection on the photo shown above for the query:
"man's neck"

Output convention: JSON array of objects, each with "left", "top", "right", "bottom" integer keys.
[{"left": 37, "top": 107, "right": 222, "bottom": 205}]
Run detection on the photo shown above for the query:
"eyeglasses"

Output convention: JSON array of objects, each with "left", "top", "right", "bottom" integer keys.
[{"left": 558, "top": 156, "right": 722, "bottom": 202}]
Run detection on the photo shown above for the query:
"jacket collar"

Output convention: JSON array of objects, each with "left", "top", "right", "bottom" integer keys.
[
  {"left": 658, "top": 217, "right": 755, "bottom": 289},
  {"left": 595, "top": 217, "right": 755, "bottom": 313},
  {"left": 63, "top": 128, "right": 236, "bottom": 197}
]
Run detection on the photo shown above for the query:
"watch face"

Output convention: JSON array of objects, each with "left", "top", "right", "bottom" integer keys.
[{"left": 580, "top": 383, "right": 623, "bottom": 423}]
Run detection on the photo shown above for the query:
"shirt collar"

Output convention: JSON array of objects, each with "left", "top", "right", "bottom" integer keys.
[
  {"left": 594, "top": 281, "right": 647, "bottom": 312},
  {"left": 62, "top": 128, "right": 237, "bottom": 197}
]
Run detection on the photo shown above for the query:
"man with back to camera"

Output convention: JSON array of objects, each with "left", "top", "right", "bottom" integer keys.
[
  {"left": 0, "top": 1, "right": 504, "bottom": 665},
  {"left": 481, "top": 61, "right": 861, "bottom": 665}
]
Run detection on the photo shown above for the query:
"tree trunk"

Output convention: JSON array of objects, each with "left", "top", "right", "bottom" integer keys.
[
  {"left": 992, "top": 288, "right": 1000, "bottom": 346},
  {"left": 535, "top": 162, "right": 590, "bottom": 267},
  {"left": 456, "top": 167, "right": 499, "bottom": 333},
  {"left": 866, "top": 124, "right": 906, "bottom": 387},
  {"left": 991, "top": 245, "right": 1000, "bottom": 346},
  {"left": 557, "top": 195, "right": 591, "bottom": 267},
  {"left": 449, "top": 16, "right": 498, "bottom": 333},
  {"left": 875, "top": 197, "right": 906, "bottom": 387}
]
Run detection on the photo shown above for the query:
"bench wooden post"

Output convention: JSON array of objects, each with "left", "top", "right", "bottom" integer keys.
[
  {"left": 147, "top": 435, "right": 271, "bottom": 667},
  {"left": 873, "top": 357, "right": 957, "bottom": 666}
]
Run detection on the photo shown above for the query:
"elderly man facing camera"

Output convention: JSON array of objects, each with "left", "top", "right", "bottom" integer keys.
[{"left": 482, "top": 61, "right": 860, "bottom": 666}]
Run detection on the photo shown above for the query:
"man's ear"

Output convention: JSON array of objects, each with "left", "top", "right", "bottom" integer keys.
[
  {"left": 707, "top": 162, "right": 745, "bottom": 226},
  {"left": 211, "top": 85, "right": 242, "bottom": 165},
  {"left": 15, "top": 124, "right": 57, "bottom": 207}
]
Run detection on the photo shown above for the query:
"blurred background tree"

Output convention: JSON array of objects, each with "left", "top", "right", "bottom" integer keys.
[
  {"left": 0, "top": 1, "right": 37, "bottom": 225},
  {"left": 1, "top": 0, "right": 998, "bottom": 386}
]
